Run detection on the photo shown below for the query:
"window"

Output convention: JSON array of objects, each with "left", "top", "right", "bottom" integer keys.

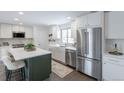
[{"left": 61, "top": 28, "right": 74, "bottom": 44}]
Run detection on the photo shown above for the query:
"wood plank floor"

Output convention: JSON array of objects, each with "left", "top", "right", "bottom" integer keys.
[
  {"left": 46, "top": 60, "right": 96, "bottom": 81},
  {"left": 46, "top": 69, "right": 96, "bottom": 81}
]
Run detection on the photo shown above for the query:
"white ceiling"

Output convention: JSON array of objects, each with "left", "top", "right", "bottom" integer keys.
[{"left": 0, "top": 11, "right": 90, "bottom": 26}]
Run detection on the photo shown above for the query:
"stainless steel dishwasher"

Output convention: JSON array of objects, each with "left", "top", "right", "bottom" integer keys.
[{"left": 65, "top": 49, "right": 76, "bottom": 68}]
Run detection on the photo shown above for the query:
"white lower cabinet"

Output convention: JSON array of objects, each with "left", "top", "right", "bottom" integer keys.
[
  {"left": 103, "top": 57, "right": 124, "bottom": 81},
  {"left": 49, "top": 46, "right": 65, "bottom": 63}
]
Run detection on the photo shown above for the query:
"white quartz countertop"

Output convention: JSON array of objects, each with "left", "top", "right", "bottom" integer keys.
[
  {"left": 103, "top": 53, "right": 124, "bottom": 60},
  {"left": 8, "top": 47, "right": 51, "bottom": 61},
  {"left": 49, "top": 44, "right": 76, "bottom": 50},
  {"left": 65, "top": 47, "right": 76, "bottom": 51}
]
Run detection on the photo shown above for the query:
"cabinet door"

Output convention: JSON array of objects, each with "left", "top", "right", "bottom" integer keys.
[
  {"left": 77, "top": 15, "right": 87, "bottom": 28},
  {"left": 19, "top": 26, "right": 24, "bottom": 32},
  {"left": 0, "top": 24, "right": 12, "bottom": 38},
  {"left": 49, "top": 47, "right": 55, "bottom": 59},
  {"left": 87, "top": 12, "right": 102, "bottom": 26},
  {"left": 51, "top": 47, "right": 65, "bottom": 63},
  {"left": 105, "top": 12, "right": 124, "bottom": 39},
  {"left": 12, "top": 25, "right": 19, "bottom": 32},
  {"left": 25, "top": 26, "right": 33, "bottom": 38},
  {"left": 12, "top": 25, "right": 24, "bottom": 32},
  {"left": 58, "top": 47, "right": 65, "bottom": 63},
  {"left": 103, "top": 59, "right": 124, "bottom": 81}
]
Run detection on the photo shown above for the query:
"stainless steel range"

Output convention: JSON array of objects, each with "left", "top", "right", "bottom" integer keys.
[{"left": 76, "top": 27, "right": 102, "bottom": 80}]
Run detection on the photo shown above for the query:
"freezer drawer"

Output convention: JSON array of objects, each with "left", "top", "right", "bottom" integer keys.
[
  {"left": 76, "top": 56, "right": 102, "bottom": 80},
  {"left": 65, "top": 49, "right": 76, "bottom": 68}
]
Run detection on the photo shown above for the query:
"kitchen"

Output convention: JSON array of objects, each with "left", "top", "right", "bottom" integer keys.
[{"left": 0, "top": 11, "right": 124, "bottom": 81}]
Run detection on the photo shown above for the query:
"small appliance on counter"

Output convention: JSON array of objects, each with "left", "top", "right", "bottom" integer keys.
[{"left": 108, "top": 43, "right": 123, "bottom": 55}]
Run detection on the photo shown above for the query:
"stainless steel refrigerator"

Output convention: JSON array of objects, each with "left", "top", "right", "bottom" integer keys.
[{"left": 76, "top": 27, "right": 102, "bottom": 80}]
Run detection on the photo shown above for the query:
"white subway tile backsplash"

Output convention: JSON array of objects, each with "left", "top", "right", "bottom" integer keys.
[
  {"left": 105, "top": 39, "right": 124, "bottom": 53},
  {"left": 0, "top": 38, "right": 33, "bottom": 46}
]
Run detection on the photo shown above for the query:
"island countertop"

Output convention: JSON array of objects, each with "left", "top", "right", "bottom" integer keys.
[{"left": 8, "top": 47, "right": 51, "bottom": 61}]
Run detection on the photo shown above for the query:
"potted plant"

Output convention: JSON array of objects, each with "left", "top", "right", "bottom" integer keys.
[{"left": 24, "top": 43, "right": 36, "bottom": 51}]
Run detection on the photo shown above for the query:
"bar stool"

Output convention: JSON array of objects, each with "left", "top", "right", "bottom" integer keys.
[{"left": 1, "top": 56, "right": 25, "bottom": 81}]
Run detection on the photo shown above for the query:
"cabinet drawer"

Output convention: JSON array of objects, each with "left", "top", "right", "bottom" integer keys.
[
  {"left": 103, "top": 61, "right": 124, "bottom": 80},
  {"left": 103, "top": 57, "right": 124, "bottom": 66}
]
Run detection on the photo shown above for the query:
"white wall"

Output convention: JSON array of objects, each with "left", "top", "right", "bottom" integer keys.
[{"left": 33, "top": 25, "right": 49, "bottom": 50}]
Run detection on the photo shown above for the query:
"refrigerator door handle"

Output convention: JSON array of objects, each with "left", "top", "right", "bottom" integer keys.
[
  {"left": 84, "top": 31, "right": 87, "bottom": 55},
  {"left": 86, "top": 32, "right": 89, "bottom": 55},
  {"left": 84, "top": 31, "right": 89, "bottom": 55}
]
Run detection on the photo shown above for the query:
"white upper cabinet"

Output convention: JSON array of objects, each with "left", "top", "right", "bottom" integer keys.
[
  {"left": 87, "top": 12, "right": 102, "bottom": 27},
  {"left": 0, "top": 24, "right": 12, "bottom": 38},
  {"left": 77, "top": 15, "right": 87, "bottom": 28},
  {"left": 12, "top": 25, "right": 19, "bottom": 32},
  {"left": 105, "top": 12, "right": 124, "bottom": 39},
  {"left": 77, "top": 12, "right": 102, "bottom": 28},
  {"left": 12, "top": 25, "right": 24, "bottom": 32},
  {"left": 0, "top": 23, "right": 33, "bottom": 38},
  {"left": 19, "top": 26, "right": 24, "bottom": 32},
  {"left": 25, "top": 26, "right": 33, "bottom": 38}
]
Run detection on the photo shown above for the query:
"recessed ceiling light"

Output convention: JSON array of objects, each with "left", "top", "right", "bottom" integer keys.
[
  {"left": 19, "top": 22, "right": 23, "bottom": 25},
  {"left": 14, "top": 18, "right": 19, "bottom": 21},
  {"left": 66, "top": 16, "right": 71, "bottom": 20},
  {"left": 18, "top": 12, "right": 24, "bottom": 15}
]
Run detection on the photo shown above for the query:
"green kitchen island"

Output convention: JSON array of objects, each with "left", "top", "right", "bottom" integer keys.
[{"left": 8, "top": 47, "right": 51, "bottom": 81}]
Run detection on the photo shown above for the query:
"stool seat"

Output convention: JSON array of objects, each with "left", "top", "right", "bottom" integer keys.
[
  {"left": 1, "top": 56, "right": 25, "bottom": 70},
  {"left": 1, "top": 56, "right": 25, "bottom": 81}
]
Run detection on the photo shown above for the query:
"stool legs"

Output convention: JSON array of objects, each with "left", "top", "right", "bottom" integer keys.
[
  {"left": 21, "top": 67, "right": 25, "bottom": 81},
  {"left": 6, "top": 69, "right": 12, "bottom": 81},
  {"left": 8, "top": 70, "right": 12, "bottom": 81},
  {"left": 5, "top": 67, "right": 11, "bottom": 81},
  {"left": 5, "top": 67, "right": 25, "bottom": 81},
  {"left": 5, "top": 67, "right": 8, "bottom": 81}
]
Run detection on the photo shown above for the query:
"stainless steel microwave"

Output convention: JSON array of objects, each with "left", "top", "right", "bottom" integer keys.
[{"left": 13, "top": 32, "right": 25, "bottom": 38}]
